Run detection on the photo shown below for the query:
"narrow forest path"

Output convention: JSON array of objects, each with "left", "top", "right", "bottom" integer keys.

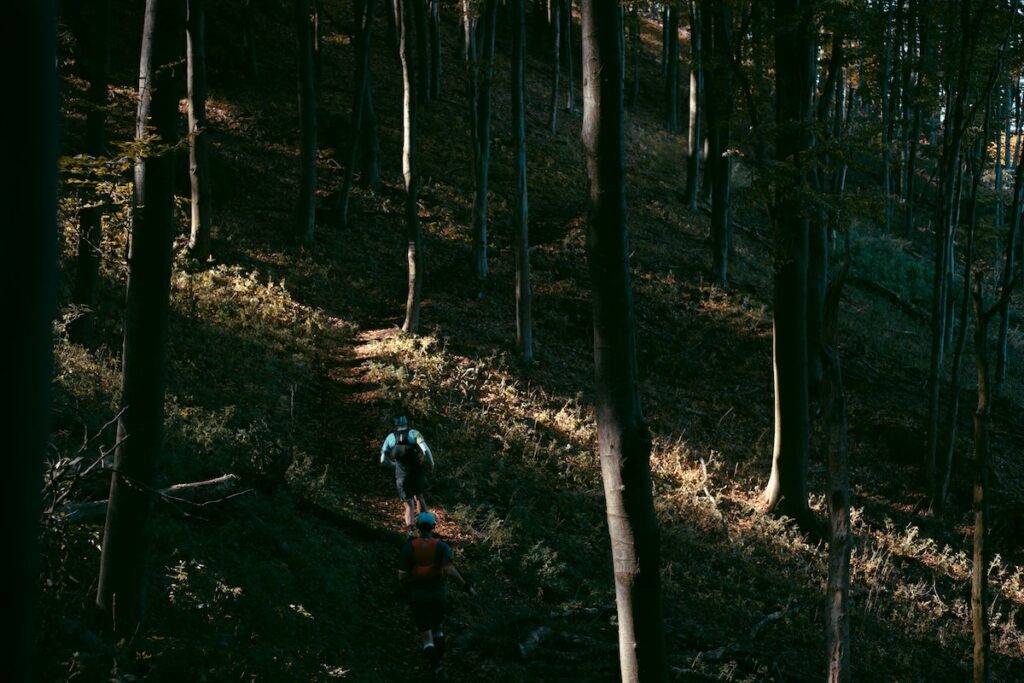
[{"left": 321, "top": 325, "right": 402, "bottom": 529}]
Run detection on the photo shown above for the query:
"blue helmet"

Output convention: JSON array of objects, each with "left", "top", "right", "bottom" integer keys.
[
  {"left": 394, "top": 415, "right": 409, "bottom": 428},
  {"left": 415, "top": 511, "right": 437, "bottom": 529}
]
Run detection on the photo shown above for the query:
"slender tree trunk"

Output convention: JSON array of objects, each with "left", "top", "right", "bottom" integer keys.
[
  {"left": 338, "top": 0, "right": 375, "bottom": 229},
  {"left": 295, "top": 0, "right": 318, "bottom": 243},
  {"left": 664, "top": 6, "right": 679, "bottom": 132},
  {"left": 764, "top": 0, "right": 816, "bottom": 533},
  {"left": 6, "top": 4, "right": 57, "bottom": 679},
  {"left": 359, "top": 68, "right": 382, "bottom": 192},
  {"left": 429, "top": 0, "right": 441, "bottom": 99},
  {"left": 398, "top": 0, "right": 423, "bottom": 333},
  {"left": 385, "top": 0, "right": 399, "bottom": 57},
  {"left": 187, "top": 0, "right": 212, "bottom": 261},
  {"left": 414, "top": 0, "right": 430, "bottom": 105},
  {"left": 823, "top": 254, "right": 851, "bottom": 683},
  {"left": 69, "top": 0, "right": 111, "bottom": 346},
  {"left": 995, "top": 124, "right": 1024, "bottom": 388},
  {"left": 684, "top": 1, "right": 702, "bottom": 209},
  {"left": 468, "top": 0, "right": 497, "bottom": 291},
  {"left": 512, "top": 0, "right": 533, "bottom": 362},
  {"left": 937, "top": 133, "right": 985, "bottom": 511},
  {"left": 96, "top": 0, "right": 183, "bottom": 636},
  {"left": 563, "top": 0, "right": 575, "bottom": 113},
  {"left": 581, "top": 4, "right": 668, "bottom": 680},
  {"left": 881, "top": 3, "right": 893, "bottom": 234},
  {"left": 548, "top": 0, "right": 561, "bottom": 132},
  {"left": 243, "top": 0, "right": 259, "bottom": 79},
  {"left": 808, "top": 30, "right": 843, "bottom": 405},
  {"left": 970, "top": 276, "right": 994, "bottom": 683},
  {"left": 626, "top": 6, "right": 639, "bottom": 108},
  {"left": 926, "top": 127, "right": 965, "bottom": 498},
  {"left": 701, "top": 0, "right": 732, "bottom": 289}
]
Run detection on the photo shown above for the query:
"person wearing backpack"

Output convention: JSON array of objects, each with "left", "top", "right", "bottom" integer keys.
[
  {"left": 397, "top": 511, "right": 474, "bottom": 682},
  {"left": 380, "top": 414, "right": 435, "bottom": 535}
]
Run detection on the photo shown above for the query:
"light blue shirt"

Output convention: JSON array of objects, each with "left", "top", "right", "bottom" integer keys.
[{"left": 380, "top": 428, "right": 435, "bottom": 469}]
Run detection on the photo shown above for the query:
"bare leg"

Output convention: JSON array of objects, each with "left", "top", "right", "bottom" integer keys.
[
  {"left": 404, "top": 499, "right": 416, "bottom": 527},
  {"left": 415, "top": 493, "right": 429, "bottom": 513}
]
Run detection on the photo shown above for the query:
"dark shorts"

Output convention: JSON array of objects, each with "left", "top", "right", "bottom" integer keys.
[
  {"left": 396, "top": 469, "right": 425, "bottom": 501},
  {"left": 408, "top": 588, "right": 445, "bottom": 631}
]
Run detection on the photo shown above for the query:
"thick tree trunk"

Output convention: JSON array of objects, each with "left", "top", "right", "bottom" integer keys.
[
  {"left": 187, "top": 0, "right": 212, "bottom": 261},
  {"left": 581, "top": 4, "right": 668, "bottom": 680},
  {"left": 96, "top": 0, "right": 183, "bottom": 636},
  {"left": 69, "top": 0, "right": 111, "bottom": 347},
  {"left": 5, "top": 4, "right": 57, "bottom": 679},
  {"left": 512, "top": 0, "right": 533, "bottom": 362},
  {"left": 295, "top": 0, "right": 318, "bottom": 243},
  {"left": 338, "top": 0, "right": 375, "bottom": 229},
  {"left": 764, "top": 0, "right": 816, "bottom": 532},
  {"left": 664, "top": 7, "right": 679, "bottom": 133},
  {"left": 399, "top": 0, "right": 423, "bottom": 333},
  {"left": 547, "top": 0, "right": 561, "bottom": 132}
]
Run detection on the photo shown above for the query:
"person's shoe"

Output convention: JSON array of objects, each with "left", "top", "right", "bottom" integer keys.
[
  {"left": 405, "top": 524, "right": 417, "bottom": 537},
  {"left": 433, "top": 666, "right": 448, "bottom": 682}
]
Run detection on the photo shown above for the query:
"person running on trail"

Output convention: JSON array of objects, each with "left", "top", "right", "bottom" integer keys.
[
  {"left": 380, "top": 414, "right": 435, "bottom": 535},
  {"left": 397, "top": 511, "right": 474, "bottom": 682}
]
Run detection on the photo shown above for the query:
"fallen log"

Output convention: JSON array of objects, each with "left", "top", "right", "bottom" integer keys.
[{"left": 54, "top": 474, "right": 246, "bottom": 523}]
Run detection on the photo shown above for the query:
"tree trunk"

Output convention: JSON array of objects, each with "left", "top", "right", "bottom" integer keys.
[
  {"left": 359, "top": 70, "right": 381, "bottom": 191},
  {"left": 764, "top": 0, "right": 816, "bottom": 533},
  {"left": 881, "top": 3, "right": 893, "bottom": 234},
  {"left": 96, "top": 0, "right": 183, "bottom": 636},
  {"left": 995, "top": 122, "right": 1024, "bottom": 388},
  {"left": 626, "top": 6, "right": 639, "bottom": 108},
  {"left": 970, "top": 276, "right": 994, "bottom": 683},
  {"left": 69, "top": 0, "right": 111, "bottom": 347},
  {"left": 414, "top": 0, "right": 430, "bottom": 105},
  {"left": 823, "top": 254, "right": 851, "bottom": 683},
  {"left": 398, "top": 0, "right": 423, "bottom": 333},
  {"left": 187, "top": 0, "right": 212, "bottom": 261},
  {"left": 6, "top": 4, "right": 57, "bottom": 679},
  {"left": 467, "top": 0, "right": 497, "bottom": 291},
  {"left": 684, "top": 1, "right": 702, "bottom": 210},
  {"left": 547, "top": 0, "right": 561, "bottom": 132},
  {"left": 295, "top": 0, "right": 317, "bottom": 243},
  {"left": 581, "top": 4, "right": 668, "bottom": 680},
  {"left": 664, "top": 7, "right": 679, "bottom": 133},
  {"left": 512, "top": 0, "right": 533, "bottom": 362},
  {"left": 563, "top": 0, "right": 575, "bottom": 113},
  {"left": 242, "top": 0, "right": 259, "bottom": 79},
  {"left": 429, "top": 0, "right": 441, "bottom": 99},
  {"left": 936, "top": 132, "right": 985, "bottom": 510},
  {"left": 338, "top": 0, "right": 375, "bottom": 229},
  {"left": 701, "top": 0, "right": 732, "bottom": 289}
]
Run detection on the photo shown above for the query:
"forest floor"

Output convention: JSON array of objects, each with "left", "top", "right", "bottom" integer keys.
[{"left": 42, "top": 1, "right": 1024, "bottom": 681}]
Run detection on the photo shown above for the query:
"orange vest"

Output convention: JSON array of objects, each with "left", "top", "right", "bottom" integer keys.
[{"left": 411, "top": 538, "right": 443, "bottom": 580}]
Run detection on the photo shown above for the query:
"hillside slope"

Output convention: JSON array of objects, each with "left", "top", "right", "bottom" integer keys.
[{"left": 43, "top": 2, "right": 1024, "bottom": 681}]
